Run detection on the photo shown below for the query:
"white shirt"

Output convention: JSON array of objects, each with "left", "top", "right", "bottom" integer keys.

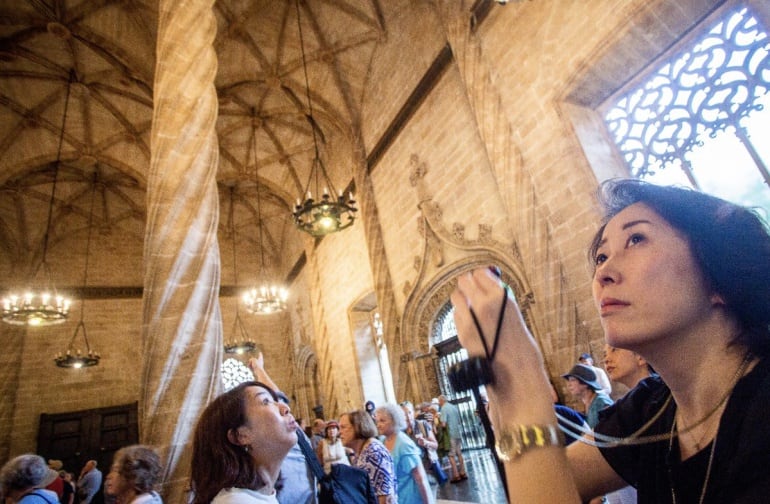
[
  {"left": 212, "top": 487, "right": 278, "bottom": 504},
  {"left": 321, "top": 438, "right": 350, "bottom": 474},
  {"left": 592, "top": 365, "right": 613, "bottom": 397},
  {"left": 130, "top": 492, "right": 163, "bottom": 504}
]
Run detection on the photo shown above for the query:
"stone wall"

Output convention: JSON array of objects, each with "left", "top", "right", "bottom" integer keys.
[{"left": 1, "top": 0, "right": 747, "bottom": 469}]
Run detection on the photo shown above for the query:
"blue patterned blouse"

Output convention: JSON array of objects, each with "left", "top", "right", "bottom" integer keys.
[{"left": 355, "top": 438, "right": 396, "bottom": 500}]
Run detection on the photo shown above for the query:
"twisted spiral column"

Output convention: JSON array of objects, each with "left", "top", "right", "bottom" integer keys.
[{"left": 141, "top": 0, "right": 222, "bottom": 501}]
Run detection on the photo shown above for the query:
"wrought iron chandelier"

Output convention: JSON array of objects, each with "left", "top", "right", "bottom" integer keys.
[
  {"left": 291, "top": 0, "right": 357, "bottom": 236},
  {"left": 55, "top": 173, "right": 99, "bottom": 368},
  {"left": 243, "top": 112, "right": 289, "bottom": 315},
  {"left": 2, "top": 71, "right": 76, "bottom": 326},
  {"left": 224, "top": 186, "right": 258, "bottom": 354}
]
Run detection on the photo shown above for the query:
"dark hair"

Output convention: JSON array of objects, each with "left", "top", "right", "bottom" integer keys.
[
  {"left": 190, "top": 381, "right": 277, "bottom": 504},
  {"left": 341, "top": 410, "right": 378, "bottom": 440},
  {"left": 589, "top": 179, "right": 770, "bottom": 355},
  {"left": 111, "top": 445, "right": 162, "bottom": 495}
]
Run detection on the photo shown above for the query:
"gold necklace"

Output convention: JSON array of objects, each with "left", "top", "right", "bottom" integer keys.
[
  {"left": 666, "top": 352, "right": 753, "bottom": 504},
  {"left": 668, "top": 417, "right": 717, "bottom": 504},
  {"left": 679, "top": 411, "right": 717, "bottom": 452}
]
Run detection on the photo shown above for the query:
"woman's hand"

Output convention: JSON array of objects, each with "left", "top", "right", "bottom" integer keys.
[
  {"left": 452, "top": 267, "right": 580, "bottom": 503},
  {"left": 450, "top": 268, "right": 552, "bottom": 419}
]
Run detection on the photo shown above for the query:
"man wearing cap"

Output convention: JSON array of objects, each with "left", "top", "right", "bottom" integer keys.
[
  {"left": 579, "top": 352, "right": 613, "bottom": 397},
  {"left": 562, "top": 364, "right": 613, "bottom": 429}
]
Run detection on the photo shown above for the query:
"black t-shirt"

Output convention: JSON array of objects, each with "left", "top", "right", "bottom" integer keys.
[{"left": 596, "top": 357, "right": 770, "bottom": 504}]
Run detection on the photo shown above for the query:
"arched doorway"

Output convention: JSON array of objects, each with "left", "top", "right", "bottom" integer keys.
[{"left": 431, "top": 302, "right": 487, "bottom": 450}]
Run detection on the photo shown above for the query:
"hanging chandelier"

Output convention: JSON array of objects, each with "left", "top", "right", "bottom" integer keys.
[
  {"left": 55, "top": 173, "right": 99, "bottom": 368},
  {"left": 242, "top": 112, "right": 289, "bottom": 315},
  {"left": 291, "top": 0, "right": 357, "bottom": 237},
  {"left": 224, "top": 186, "right": 258, "bottom": 354},
  {"left": 2, "top": 71, "right": 76, "bottom": 326}
]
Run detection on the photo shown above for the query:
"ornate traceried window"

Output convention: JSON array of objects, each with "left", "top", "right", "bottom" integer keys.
[
  {"left": 433, "top": 303, "right": 463, "bottom": 347},
  {"left": 604, "top": 5, "right": 770, "bottom": 213},
  {"left": 222, "top": 357, "right": 255, "bottom": 392}
]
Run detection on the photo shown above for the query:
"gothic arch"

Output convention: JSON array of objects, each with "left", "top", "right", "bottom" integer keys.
[
  {"left": 398, "top": 253, "right": 542, "bottom": 403},
  {"left": 294, "top": 345, "right": 321, "bottom": 422}
]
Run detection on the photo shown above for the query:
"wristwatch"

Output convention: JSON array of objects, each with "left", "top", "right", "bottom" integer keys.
[{"left": 494, "top": 423, "right": 563, "bottom": 462}]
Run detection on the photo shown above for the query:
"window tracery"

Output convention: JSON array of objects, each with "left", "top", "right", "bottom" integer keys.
[
  {"left": 222, "top": 357, "right": 255, "bottom": 392},
  {"left": 604, "top": 5, "right": 769, "bottom": 212}
]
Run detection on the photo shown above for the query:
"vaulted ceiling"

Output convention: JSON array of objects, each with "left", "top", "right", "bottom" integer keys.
[{"left": 0, "top": 0, "right": 385, "bottom": 286}]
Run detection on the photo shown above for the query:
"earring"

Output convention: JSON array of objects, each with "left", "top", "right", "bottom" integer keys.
[{"left": 243, "top": 445, "right": 249, "bottom": 453}]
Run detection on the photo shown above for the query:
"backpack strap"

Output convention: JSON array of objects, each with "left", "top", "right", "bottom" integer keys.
[{"left": 296, "top": 427, "right": 325, "bottom": 480}]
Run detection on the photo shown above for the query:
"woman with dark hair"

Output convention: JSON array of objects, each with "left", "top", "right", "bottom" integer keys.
[
  {"left": 190, "top": 381, "right": 298, "bottom": 504},
  {"left": 339, "top": 410, "right": 396, "bottom": 504},
  {"left": 0, "top": 454, "right": 59, "bottom": 504},
  {"left": 450, "top": 179, "right": 770, "bottom": 503},
  {"left": 104, "top": 445, "right": 163, "bottom": 504}
]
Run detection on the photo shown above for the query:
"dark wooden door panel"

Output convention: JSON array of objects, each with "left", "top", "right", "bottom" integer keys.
[{"left": 38, "top": 402, "right": 138, "bottom": 475}]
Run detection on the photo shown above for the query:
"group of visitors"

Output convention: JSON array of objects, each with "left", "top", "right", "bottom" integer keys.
[
  {"left": 190, "top": 354, "right": 453, "bottom": 504},
  {"left": 0, "top": 448, "right": 163, "bottom": 504},
  {"left": 6, "top": 179, "right": 769, "bottom": 504}
]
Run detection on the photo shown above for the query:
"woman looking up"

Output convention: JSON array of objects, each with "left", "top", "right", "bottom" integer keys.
[
  {"left": 375, "top": 403, "right": 434, "bottom": 504},
  {"left": 190, "top": 381, "right": 298, "bottom": 504},
  {"left": 339, "top": 410, "right": 396, "bottom": 504},
  {"left": 451, "top": 179, "right": 770, "bottom": 503},
  {"left": 104, "top": 445, "right": 163, "bottom": 504}
]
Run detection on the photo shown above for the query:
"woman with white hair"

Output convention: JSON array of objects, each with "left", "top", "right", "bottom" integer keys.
[
  {"left": 375, "top": 403, "right": 434, "bottom": 504},
  {"left": 0, "top": 454, "right": 59, "bottom": 504},
  {"left": 104, "top": 445, "right": 163, "bottom": 504}
]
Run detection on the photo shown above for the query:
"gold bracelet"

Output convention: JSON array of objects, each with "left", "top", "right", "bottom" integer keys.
[{"left": 495, "top": 423, "right": 563, "bottom": 462}]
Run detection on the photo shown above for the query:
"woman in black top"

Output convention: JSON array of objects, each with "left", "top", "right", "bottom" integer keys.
[{"left": 450, "top": 179, "right": 770, "bottom": 503}]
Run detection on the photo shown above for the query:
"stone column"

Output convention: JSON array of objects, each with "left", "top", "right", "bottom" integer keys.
[{"left": 141, "top": 0, "right": 222, "bottom": 502}]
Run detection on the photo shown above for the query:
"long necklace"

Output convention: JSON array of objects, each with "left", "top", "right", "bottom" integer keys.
[
  {"left": 680, "top": 412, "right": 717, "bottom": 452},
  {"left": 668, "top": 417, "right": 717, "bottom": 504},
  {"left": 564, "top": 352, "right": 754, "bottom": 449},
  {"left": 666, "top": 352, "right": 753, "bottom": 504}
]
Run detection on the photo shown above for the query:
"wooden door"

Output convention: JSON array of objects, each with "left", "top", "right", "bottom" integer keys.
[{"left": 37, "top": 402, "right": 139, "bottom": 477}]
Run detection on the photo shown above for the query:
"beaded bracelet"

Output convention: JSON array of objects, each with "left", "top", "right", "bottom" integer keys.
[{"left": 494, "top": 423, "right": 563, "bottom": 462}]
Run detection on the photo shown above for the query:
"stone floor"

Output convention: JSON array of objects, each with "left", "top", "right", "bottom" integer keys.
[{"left": 433, "top": 449, "right": 507, "bottom": 504}]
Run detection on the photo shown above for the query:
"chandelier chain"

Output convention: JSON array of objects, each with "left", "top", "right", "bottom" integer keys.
[
  {"left": 290, "top": 0, "right": 357, "bottom": 235},
  {"left": 41, "top": 69, "right": 75, "bottom": 270}
]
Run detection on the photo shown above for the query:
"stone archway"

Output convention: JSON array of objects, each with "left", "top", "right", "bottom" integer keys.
[
  {"left": 294, "top": 346, "right": 321, "bottom": 422},
  {"left": 398, "top": 254, "right": 539, "bottom": 404}
]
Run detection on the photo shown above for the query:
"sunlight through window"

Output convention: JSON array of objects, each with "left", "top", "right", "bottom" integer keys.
[{"left": 604, "top": 6, "right": 770, "bottom": 219}]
